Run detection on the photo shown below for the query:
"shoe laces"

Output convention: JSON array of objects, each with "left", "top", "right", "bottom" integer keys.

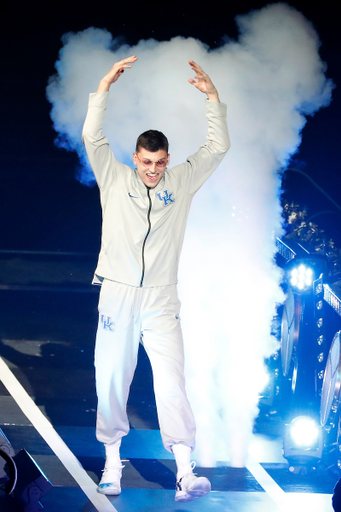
[
  {"left": 102, "top": 464, "right": 124, "bottom": 475},
  {"left": 178, "top": 461, "right": 196, "bottom": 480},
  {"left": 188, "top": 461, "right": 196, "bottom": 473}
]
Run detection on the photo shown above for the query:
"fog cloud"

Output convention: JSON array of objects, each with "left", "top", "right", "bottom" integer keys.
[{"left": 47, "top": 2, "right": 332, "bottom": 466}]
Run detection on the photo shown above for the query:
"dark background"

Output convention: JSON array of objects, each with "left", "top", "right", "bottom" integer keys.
[{"left": 1, "top": 0, "right": 340, "bottom": 253}]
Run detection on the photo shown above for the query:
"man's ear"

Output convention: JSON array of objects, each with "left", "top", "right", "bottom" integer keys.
[{"left": 133, "top": 152, "right": 138, "bottom": 166}]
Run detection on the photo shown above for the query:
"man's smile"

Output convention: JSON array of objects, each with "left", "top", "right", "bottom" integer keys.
[{"left": 146, "top": 172, "right": 159, "bottom": 182}]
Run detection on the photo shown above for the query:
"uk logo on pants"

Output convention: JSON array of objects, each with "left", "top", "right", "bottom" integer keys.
[{"left": 101, "top": 315, "right": 115, "bottom": 332}]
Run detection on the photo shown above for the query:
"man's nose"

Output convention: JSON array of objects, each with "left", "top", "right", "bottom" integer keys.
[{"left": 149, "top": 163, "right": 157, "bottom": 172}]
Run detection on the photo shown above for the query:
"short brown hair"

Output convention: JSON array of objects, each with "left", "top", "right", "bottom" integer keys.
[{"left": 136, "top": 130, "right": 169, "bottom": 153}]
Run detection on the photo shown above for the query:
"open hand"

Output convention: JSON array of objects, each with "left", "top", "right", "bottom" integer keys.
[{"left": 188, "top": 61, "right": 219, "bottom": 102}]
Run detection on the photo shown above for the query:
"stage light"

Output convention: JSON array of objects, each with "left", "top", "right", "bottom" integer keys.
[
  {"left": 284, "top": 415, "right": 323, "bottom": 462},
  {"left": 289, "top": 264, "right": 314, "bottom": 291},
  {"left": 289, "top": 416, "right": 319, "bottom": 448}
]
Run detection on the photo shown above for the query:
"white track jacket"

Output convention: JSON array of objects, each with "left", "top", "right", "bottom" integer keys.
[{"left": 82, "top": 92, "right": 230, "bottom": 288}]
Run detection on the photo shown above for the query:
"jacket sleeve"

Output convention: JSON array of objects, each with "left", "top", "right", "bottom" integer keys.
[
  {"left": 179, "top": 100, "right": 230, "bottom": 195},
  {"left": 82, "top": 92, "right": 119, "bottom": 190}
]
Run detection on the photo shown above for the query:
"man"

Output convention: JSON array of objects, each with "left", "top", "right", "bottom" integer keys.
[{"left": 82, "top": 56, "right": 230, "bottom": 502}]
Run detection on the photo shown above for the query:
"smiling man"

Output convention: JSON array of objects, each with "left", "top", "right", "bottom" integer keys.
[
  {"left": 133, "top": 132, "right": 170, "bottom": 187},
  {"left": 82, "top": 55, "right": 230, "bottom": 502}
]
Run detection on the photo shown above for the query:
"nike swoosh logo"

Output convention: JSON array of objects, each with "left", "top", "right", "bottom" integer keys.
[{"left": 128, "top": 193, "right": 139, "bottom": 199}]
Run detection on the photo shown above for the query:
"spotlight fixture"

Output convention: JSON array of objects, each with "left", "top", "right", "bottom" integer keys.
[
  {"left": 283, "top": 414, "right": 323, "bottom": 462},
  {"left": 289, "top": 264, "right": 314, "bottom": 291},
  {"left": 289, "top": 416, "right": 320, "bottom": 448},
  {"left": 285, "top": 255, "right": 328, "bottom": 295}
]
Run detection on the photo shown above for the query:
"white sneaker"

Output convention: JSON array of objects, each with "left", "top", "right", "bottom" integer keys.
[
  {"left": 175, "top": 462, "right": 211, "bottom": 502},
  {"left": 97, "top": 464, "right": 124, "bottom": 495}
]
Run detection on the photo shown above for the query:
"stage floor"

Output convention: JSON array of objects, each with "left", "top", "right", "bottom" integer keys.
[{"left": 0, "top": 286, "right": 336, "bottom": 511}]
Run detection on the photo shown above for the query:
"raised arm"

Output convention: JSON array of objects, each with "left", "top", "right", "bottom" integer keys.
[
  {"left": 188, "top": 61, "right": 220, "bottom": 103},
  {"left": 173, "top": 61, "right": 229, "bottom": 194},
  {"left": 82, "top": 56, "right": 138, "bottom": 189}
]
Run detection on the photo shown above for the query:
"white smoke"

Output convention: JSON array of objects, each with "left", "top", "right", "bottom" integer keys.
[{"left": 47, "top": 3, "right": 332, "bottom": 467}]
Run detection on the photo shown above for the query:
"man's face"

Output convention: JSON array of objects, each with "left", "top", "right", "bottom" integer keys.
[{"left": 133, "top": 148, "right": 170, "bottom": 188}]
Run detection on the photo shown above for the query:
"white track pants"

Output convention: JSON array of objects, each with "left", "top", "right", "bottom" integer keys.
[{"left": 94, "top": 279, "right": 196, "bottom": 453}]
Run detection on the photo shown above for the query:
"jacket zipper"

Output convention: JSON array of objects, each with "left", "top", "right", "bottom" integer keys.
[{"left": 140, "top": 187, "right": 152, "bottom": 287}]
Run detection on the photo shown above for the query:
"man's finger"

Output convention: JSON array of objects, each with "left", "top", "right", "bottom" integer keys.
[
  {"left": 188, "top": 79, "right": 202, "bottom": 88},
  {"left": 189, "top": 60, "right": 204, "bottom": 71},
  {"left": 116, "top": 56, "right": 138, "bottom": 68},
  {"left": 189, "top": 65, "right": 209, "bottom": 80}
]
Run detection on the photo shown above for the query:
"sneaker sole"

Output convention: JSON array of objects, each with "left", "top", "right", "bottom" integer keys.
[
  {"left": 97, "top": 485, "right": 121, "bottom": 496},
  {"left": 175, "top": 481, "right": 211, "bottom": 502},
  {"left": 175, "top": 489, "right": 210, "bottom": 502}
]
